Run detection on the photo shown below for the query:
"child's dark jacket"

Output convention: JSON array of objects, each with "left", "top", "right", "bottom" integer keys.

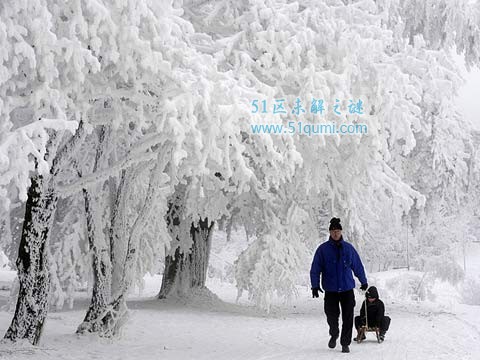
[{"left": 360, "top": 286, "right": 385, "bottom": 327}]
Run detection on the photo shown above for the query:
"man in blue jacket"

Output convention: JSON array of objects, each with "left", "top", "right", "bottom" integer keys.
[{"left": 310, "top": 217, "right": 368, "bottom": 353}]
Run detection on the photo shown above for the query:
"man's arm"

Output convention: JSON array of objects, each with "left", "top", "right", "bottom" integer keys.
[
  {"left": 351, "top": 246, "right": 367, "bottom": 286},
  {"left": 310, "top": 246, "right": 323, "bottom": 289}
]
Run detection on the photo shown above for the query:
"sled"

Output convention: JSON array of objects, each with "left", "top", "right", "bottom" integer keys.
[
  {"left": 356, "top": 289, "right": 382, "bottom": 344},
  {"left": 355, "top": 325, "right": 381, "bottom": 344}
]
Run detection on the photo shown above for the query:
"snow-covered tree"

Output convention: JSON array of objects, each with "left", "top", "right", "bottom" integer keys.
[
  {"left": 179, "top": 0, "right": 419, "bottom": 305},
  {"left": 376, "top": 0, "right": 480, "bottom": 67},
  {"left": 177, "top": 0, "right": 480, "bottom": 308},
  {"left": 2, "top": 0, "right": 203, "bottom": 342},
  {"left": 2, "top": 0, "right": 479, "bottom": 342}
]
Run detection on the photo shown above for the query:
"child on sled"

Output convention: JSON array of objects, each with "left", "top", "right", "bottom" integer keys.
[{"left": 354, "top": 286, "right": 391, "bottom": 343}]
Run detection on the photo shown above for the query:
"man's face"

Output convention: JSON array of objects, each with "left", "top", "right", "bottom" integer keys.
[
  {"left": 368, "top": 297, "right": 376, "bottom": 302},
  {"left": 330, "top": 229, "right": 342, "bottom": 241}
]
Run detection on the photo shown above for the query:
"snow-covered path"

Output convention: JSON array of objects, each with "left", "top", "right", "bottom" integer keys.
[{"left": 1, "top": 279, "right": 479, "bottom": 360}]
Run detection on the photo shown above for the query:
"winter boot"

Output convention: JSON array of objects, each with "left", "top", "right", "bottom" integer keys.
[
  {"left": 378, "top": 333, "right": 385, "bottom": 343},
  {"left": 342, "top": 345, "right": 350, "bottom": 353},
  {"left": 328, "top": 335, "right": 339, "bottom": 349}
]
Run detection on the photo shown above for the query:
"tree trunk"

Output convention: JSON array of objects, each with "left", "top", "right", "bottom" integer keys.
[
  {"left": 4, "top": 121, "right": 85, "bottom": 345},
  {"left": 76, "top": 125, "right": 116, "bottom": 335},
  {"left": 90, "top": 156, "right": 168, "bottom": 336},
  {"left": 76, "top": 188, "right": 113, "bottom": 334},
  {"left": 159, "top": 217, "right": 214, "bottom": 299},
  {"left": 4, "top": 176, "right": 56, "bottom": 345},
  {"left": 77, "top": 150, "right": 168, "bottom": 337},
  {"left": 109, "top": 169, "right": 130, "bottom": 299}
]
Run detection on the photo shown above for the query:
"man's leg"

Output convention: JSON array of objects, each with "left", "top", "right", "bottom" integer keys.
[
  {"left": 324, "top": 292, "right": 340, "bottom": 342},
  {"left": 339, "top": 289, "right": 355, "bottom": 346}
]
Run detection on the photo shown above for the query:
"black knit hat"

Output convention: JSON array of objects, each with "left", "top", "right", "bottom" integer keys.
[
  {"left": 366, "top": 286, "right": 379, "bottom": 299},
  {"left": 329, "top": 217, "right": 342, "bottom": 231}
]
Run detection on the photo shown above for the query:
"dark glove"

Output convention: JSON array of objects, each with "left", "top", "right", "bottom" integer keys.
[
  {"left": 360, "top": 283, "right": 368, "bottom": 291},
  {"left": 311, "top": 287, "right": 323, "bottom": 298}
]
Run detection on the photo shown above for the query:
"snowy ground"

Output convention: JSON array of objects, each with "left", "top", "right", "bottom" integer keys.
[
  {"left": 1, "top": 237, "right": 479, "bottom": 360},
  {"left": 0, "top": 270, "right": 479, "bottom": 360}
]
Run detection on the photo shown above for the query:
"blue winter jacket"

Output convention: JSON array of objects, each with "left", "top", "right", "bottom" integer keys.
[{"left": 310, "top": 237, "right": 367, "bottom": 292}]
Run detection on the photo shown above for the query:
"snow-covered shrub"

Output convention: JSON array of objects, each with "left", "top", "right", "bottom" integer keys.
[
  {"left": 460, "top": 276, "right": 480, "bottom": 306},
  {"left": 208, "top": 228, "right": 250, "bottom": 283},
  {"left": 384, "top": 272, "right": 433, "bottom": 302},
  {"left": 412, "top": 254, "right": 464, "bottom": 286}
]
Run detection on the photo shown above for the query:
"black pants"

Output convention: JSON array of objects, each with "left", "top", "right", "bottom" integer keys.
[
  {"left": 324, "top": 290, "right": 355, "bottom": 346},
  {"left": 355, "top": 315, "right": 391, "bottom": 335}
]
